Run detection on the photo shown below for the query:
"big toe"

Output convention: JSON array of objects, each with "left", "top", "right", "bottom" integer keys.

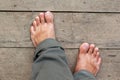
[
  {"left": 80, "top": 43, "right": 89, "bottom": 54},
  {"left": 45, "top": 11, "right": 53, "bottom": 23}
]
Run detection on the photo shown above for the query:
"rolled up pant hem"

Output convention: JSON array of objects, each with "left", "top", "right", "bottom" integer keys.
[
  {"left": 74, "top": 70, "right": 96, "bottom": 80},
  {"left": 32, "top": 38, "right": 96, "bottom": 80}
]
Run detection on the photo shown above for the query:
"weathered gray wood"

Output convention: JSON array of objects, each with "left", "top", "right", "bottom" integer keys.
[
  {"left": 72, "top": 13, "right": 120, "bottom": 48},
  {"left": 0, "top": 48, "right": 34, "bottom": 80},
  {"left": 0, "top": 0, "right": 120, "bottom": 12},
  {"left": 0, "top": 12, "right": 120, "bottom": 48},
  {"left": 0, "top": 48, "right": 119, "bottom": 80}
]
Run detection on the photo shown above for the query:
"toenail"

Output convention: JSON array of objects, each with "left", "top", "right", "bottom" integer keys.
[
  {"left": 97, "top": 52, "right": 100, "bottom": 55},
  {"left": 46, "top": 12, "right": 51, "bottom": 16},
  {"left": 95, "top": 47, "right": 99, "bottom": 51},
  {"left": 84, "top": 43, "right": 89, "bottom": 46},
  {"left": 36, "top": 16, "right": 39, "bottom": 19},
  {"left": 91, "top": 44, "right": 95, "bottom": 47},
  {"left": 83, "top": 43, "right": 89, "bottom": 48},
  {"left": 33, "top": 21, "right": 36, "bottom": 24},
  {"left": 40, "top": 13, "right": 44, "bottom": 15},
  {"left": 46, "top": 11, "right": 50, "bottom": 13}
]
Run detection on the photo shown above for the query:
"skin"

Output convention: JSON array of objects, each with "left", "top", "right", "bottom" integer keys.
[
  {"left": 75, "top": 43, "right": 102, "bottom": 76},
  {"left": 30, "top": 11, "right": 55, "bottom": 47},
  {"left": 30, "top": 11, "right": 102, "bottom": 77}
]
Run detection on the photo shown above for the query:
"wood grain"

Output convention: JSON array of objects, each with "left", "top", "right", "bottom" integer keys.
[
  {"left": 0, "top": 0, "right": 120, "bottom": 12},
  {"left": 0, "top": 48, "right": 119, "bottom": 80},
  {"left": 0, "top": 12, "right": 120, "bottom": 48}
]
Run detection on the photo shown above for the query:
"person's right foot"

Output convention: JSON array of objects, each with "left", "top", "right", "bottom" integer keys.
[{"left": 75, "top": 43, "right": 102, "bottom": 76}]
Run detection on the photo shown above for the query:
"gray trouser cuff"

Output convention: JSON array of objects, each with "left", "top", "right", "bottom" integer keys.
[
  {"left": 74, "top": 70, "right": 96, "bottom": 80},
  {"left": 34, "top": 38, "right": 63, "bottom": 61},
  {"left": 32, "top": 38, "right": 74, "bottom": 80}
]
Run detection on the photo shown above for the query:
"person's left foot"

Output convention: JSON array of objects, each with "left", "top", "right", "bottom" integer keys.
[
  {"left": 75, "top": 43, "right": 102, "bottom": 76},
  {"left": 30, "top": 11, "right": 55, "bottom": 47}
]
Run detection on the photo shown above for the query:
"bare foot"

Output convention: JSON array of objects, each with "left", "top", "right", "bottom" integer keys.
[
  {"left": 75, "top": 43, "right": 102, "bottom": 76},
  {"left": 30, "top": 11, "right": 55, "bottom": 47}
]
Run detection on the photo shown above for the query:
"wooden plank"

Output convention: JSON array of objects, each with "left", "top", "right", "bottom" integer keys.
[
  {"left": 72, "top": 13, "right": 120, "bottom": 48},
  {"left": 0, "top": 12, "right": 120, "bottom": 48},
  {"left": 0, "top": 12, "right": 73, "bottom": 47},
  {"left": 0, "top": 0, "right": 120, "bottom": 12},
  {"left": 0, "top": 48, "right": 119, "bottom": 80},
  {"left": 0, "top": 48, "right": 34, "bottom": 80}
]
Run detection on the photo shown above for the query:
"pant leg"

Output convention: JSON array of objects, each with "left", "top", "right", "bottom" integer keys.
[
  {"left": 74, "top": 70, "right": 96, "bottom": 80},
  {"left": 32, "top": 38, "right": 74, "bottom": 80}
]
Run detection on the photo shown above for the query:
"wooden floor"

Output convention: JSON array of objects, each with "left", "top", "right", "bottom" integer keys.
[{"left": 0, "top": 0, "right": 120, "bottom": 80}]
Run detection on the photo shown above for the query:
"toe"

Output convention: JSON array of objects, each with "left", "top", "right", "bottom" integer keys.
[
  {"left": 45, "top": 11, "right": 54, "bottom": 23},
  {"left": 35, "top": 16, "right": 40, "bottom": 26},
  {"left": 93, "top": 47, "right": 99, "bottom": 57},
  {"left": 88, "top": 44, "right": 95, "bottom": 54},
  {"left": 33, "top": 21, "right": 37, "bottom": 31},
  {"left": 39, "top": 13, "right": 45, "bottom": 23},
  {"left": 97, "top": 57, "right": 102, "bottom": 66},
  {"left": 33, "top": 21, "right": 37, "bottom": 26},
  {"left": 96, "top": 52, "right": 100, "bottom": 61},
  {"left": 30, "top": 26, "right": 35, "bottom": 35},
  {"left": 80, "top": 43, "right": 89, "bottom": 54}
]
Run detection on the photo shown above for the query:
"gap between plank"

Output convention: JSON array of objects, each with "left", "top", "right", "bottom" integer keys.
[{"left": 1, "top": 10, "right": 120, "bottom": 14}]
